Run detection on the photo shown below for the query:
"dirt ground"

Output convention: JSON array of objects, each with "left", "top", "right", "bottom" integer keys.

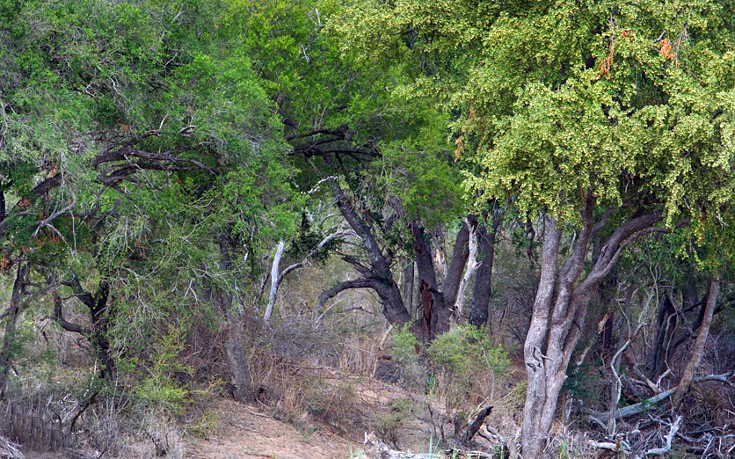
[
  {"left": 186, "top": 399, "right": 359, "bottom": 459},
  {"left": 185, "top": 377, "right": 426, "bottom": 459}
]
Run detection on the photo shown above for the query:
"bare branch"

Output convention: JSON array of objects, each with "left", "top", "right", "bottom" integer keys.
[
  {"left": 645, "top": 416, "right": 682, "bottom": 456},
  {"left": 318, "top": 278, "right": 378, "bottom": 307},
  {"left": 588, "top": 371, "right": 735, "bottom": 422}
]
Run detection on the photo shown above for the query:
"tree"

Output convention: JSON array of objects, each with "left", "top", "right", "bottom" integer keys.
[
  {"left": 337, "top": 0, "right": 735, "bottom": 454},
  {"left": 1, "top": 0, "right": 301, "bottom": 403},
  {"left": 234, "top": 0, "right": 484, "bottom": 335}
]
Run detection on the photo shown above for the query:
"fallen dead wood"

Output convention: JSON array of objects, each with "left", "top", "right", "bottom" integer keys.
[
  {"left": 644, "top": 415, "right": 682, "bottom": 456},
  {"left": 587, "top": 371, "right": 735, "bottom": 423},
  {"left": 363, "top": 432, "right": 495, "bottom": 459},
  {"left": 459, "top": 405, "right": 493, "bottom": 445},
  {"left": 363, "top": 432, "right": 440, "bottom": 459},
  {"left": 0, "top": 435, "right": 23, "bottom": 459}
]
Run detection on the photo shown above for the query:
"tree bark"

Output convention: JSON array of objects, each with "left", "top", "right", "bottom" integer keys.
[
  {"left": 521, "top": 202, "right": 663, "bottom": 458},
  {"left": 647, "top": 294, "right": 677, "bottom": 379},
  {"left": 402, "top": 261, "right": 415, "bottom": 316},
  {"left": 0, "top": 263, "right": 28, "bottom": 398},
  {"left": 443, "top": 221, "right": 470, "bottom": 310},
  {"left": 454, "top": 218, "right": 478, "bottom": 319},
  {"left": 469, "top": 211, "right": 499, "bottom": 328},
  {"left": 64, "top": 276, "right": 116, "bottom": 382},
  {"left": 324, "top": 179, "right": 411, "bottom": 326},
  {"left": 672, "top": 276, "right": 720, "bottom": 409},
  {"left": 264, "top": 240, "right": 286, "bottom": 324},
  {"left": 521, "top": 218, "right": 562, "bottom": 458},
  {"left": 218, "top": 234, "right": 254, "bottom": 403},
  {"left": 411, "top": 222, "right": 447, "bottom": 339}
]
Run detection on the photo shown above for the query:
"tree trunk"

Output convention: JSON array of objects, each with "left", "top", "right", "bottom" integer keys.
[
  {"left": 521, "top": 203, "right": 662, "bottom": 458},
  {"left": 411, "top": 222, "right": 445, "bottom": 340},
  {"left": 402, "top": 261, "right": 415, "bottom": 316},
  {"left": 521, "top": 219, "right": 562, "bottom": 458},
  {"left": 469, "top": 211, "right": 498, "bottom": 328},
  {"left": 647, "top": 294, "right": 677, "bottom": 379},
  {"left": 672, "top": 276, "right": 720, "bottom": 409},
  {"left": 0, "top": 263, "right": 28, "bottom": 398},
  {"left": 443, "top": 221, "right": 470, "bottom": 310},
  {"left": 454, "top": 218, "right": 478, "bottom": 319},
  {"left": 218, "top": 235, "right": 254, "bottom": 403},
  {"left": 264, "top": 240, "right": 286, "bottom": 324},
  {"left": 89, "top": 280, "right": 115, "bottom": 382},
  {"left": 325, "top": 179, "right": 411, "bottom": 326},
  {"left": 63, "top": 276, "right": 117, "bottom": 382}
]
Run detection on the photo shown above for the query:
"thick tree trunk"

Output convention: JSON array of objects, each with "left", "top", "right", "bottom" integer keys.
[
  {"left": 0, "top": 263, "right": 28, "bottom": 398},
  {"left": 673, "top": 276, "right": 720, "bottom": 409},
  {"left": 521, "top": 219, "right": 562, "bottom": 458},
  {"left": 521, "top": 204, "right": 662, "bottom": 458},
  {"left": 326, "top": 179, "right": 411, "bottom": 326},
  {"left": 469, "top": 212, "right": 498, "bottom": 328},
  {"left": 443, "top": 222, "right": 470, "bottom": 309},
  {"left": 411, "top": 222, "right": 446, "bottom": 339}
]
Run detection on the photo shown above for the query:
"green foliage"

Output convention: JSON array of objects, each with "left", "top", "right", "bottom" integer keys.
[
  {"left": 391, "top": 325, "right": 510, "bottom": 423},
  {"left": 428, "top": 325, "right": 510, "bottom": 376},
  {"left": 130, "top": 327, "right": 192, "bottom": 415},
  {"left": 337, "top": 0, "right": 735, "bottom": 239}
]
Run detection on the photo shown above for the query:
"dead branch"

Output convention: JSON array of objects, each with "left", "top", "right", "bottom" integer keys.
[
  {"left": 588, "top": 371, "right": 735, "bottom": 422},
  {"left": 644, "top": 415, "right": 682, "bottom": 456},
  {"left": 363, "top": 432, "right": 440, "bottom": 458},
  {"left": 0, "top": 435, "right": 23, "bottom": 459},
  {"left": 460, "top": 405, "right": 494, "bottom": 446}
]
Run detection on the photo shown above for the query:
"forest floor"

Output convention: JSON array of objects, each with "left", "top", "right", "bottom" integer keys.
[
  {"left": 185, "top": 377, "right": 428, "bottom": 459},
  {"left": 186, "top": 399, "right": 357, "bottom": 459}
]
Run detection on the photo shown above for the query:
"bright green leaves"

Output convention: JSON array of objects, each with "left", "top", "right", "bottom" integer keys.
[
  {"left": 376, "top": 145, "right": 464, "bottom": 228},
  {"left": 171, "top": 53, "right": 287, "bottom": 166}
]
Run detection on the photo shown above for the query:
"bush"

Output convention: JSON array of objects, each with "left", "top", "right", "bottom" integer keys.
[{"left": 390, "top": 324, "right": 511, "bottom": 440}]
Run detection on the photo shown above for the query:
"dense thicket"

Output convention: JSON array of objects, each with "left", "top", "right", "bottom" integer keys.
[{"left": 2, "top": 0, "right": 735, "bottom": 457}]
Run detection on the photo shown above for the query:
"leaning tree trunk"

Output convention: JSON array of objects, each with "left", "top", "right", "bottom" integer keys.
[
  {"left": 521, "top": 199, "right": 662, "bottom": 458},
  {"left": 319, "top": 179, "right": 411, "bottom": 325},
  {"left": 0, "top": 263, "right": 28, "bottom": 398},
  {"left": 672, "top": 276, "right": 720, "bottom": 409}
]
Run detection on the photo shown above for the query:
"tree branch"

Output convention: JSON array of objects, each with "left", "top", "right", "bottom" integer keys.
[
  {"left": 587, "top": 371, "right": 735, "bottom": 422},
  {"left": 52, "top": 291, "right": 88, "bottom": 336},
  {"left": 318, "top": 278, "right": 379, "bottom": 307}
]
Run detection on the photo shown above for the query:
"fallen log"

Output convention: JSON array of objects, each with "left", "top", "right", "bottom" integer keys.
[
  {"left": 363, "top": 432, "right": 495, "bottom": 459},
  {"left": 587, "top": 371, "right": 735, "bottom": 423}
]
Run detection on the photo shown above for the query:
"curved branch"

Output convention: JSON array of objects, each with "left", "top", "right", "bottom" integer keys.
[
  {"left": 52, "top": 291, "right": 88, "bottom": 336},
  {"left": 318, "top": 278, "right": 379, "bottom": 307}
]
